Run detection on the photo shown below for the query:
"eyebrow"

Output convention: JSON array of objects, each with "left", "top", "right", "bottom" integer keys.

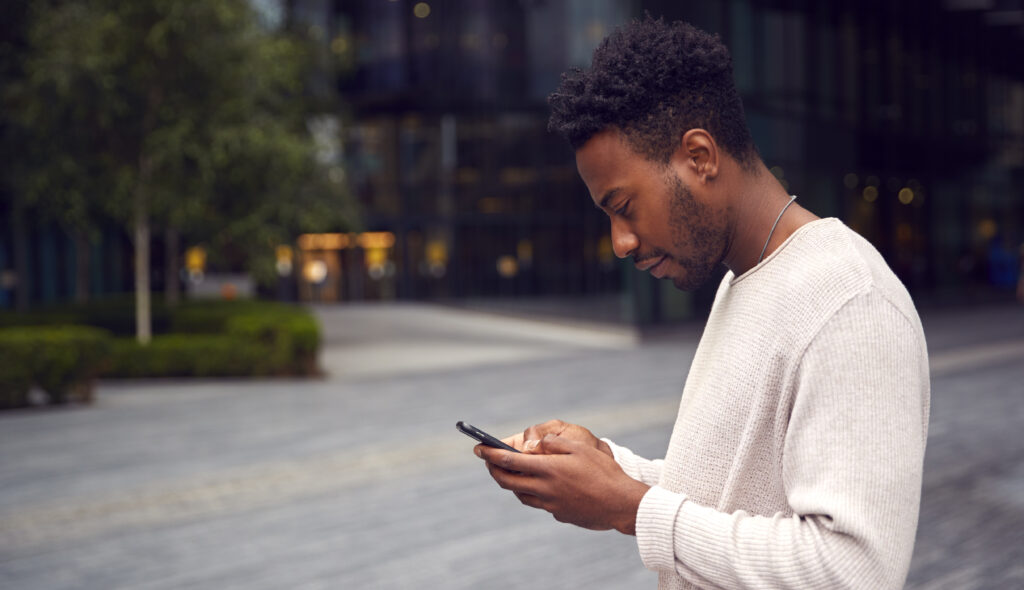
[{"left": 597, "top": 187, "right": 621, "bottom": 210}]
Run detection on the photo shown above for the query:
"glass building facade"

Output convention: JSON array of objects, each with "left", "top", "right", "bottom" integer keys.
[
  {"left": 314, "top": 0, "right": 1024, "bottom": 321},
  {"left": 3, "top": 0, "right": 1023, "bottom": 322}
]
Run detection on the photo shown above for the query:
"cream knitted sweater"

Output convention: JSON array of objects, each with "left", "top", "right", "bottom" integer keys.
[{"left": 606, "top": 218, "right": 930, "bottom": 589}]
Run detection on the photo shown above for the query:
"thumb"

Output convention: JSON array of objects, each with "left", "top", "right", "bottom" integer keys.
[{"left": 538, "top": 433, "right": 577, "bottom": 455}]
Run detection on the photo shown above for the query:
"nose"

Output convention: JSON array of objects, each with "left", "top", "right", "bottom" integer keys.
[{"left": 610, "top": 219, "right": 639, "bottom": 259}]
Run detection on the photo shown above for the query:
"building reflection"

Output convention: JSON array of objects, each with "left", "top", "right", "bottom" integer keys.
[
  {"left": 314, "top": 0, "right": 1024, "bottom": 319},
  {"left": 2, "top": 0, "right": 1022, "bottom": 322}
]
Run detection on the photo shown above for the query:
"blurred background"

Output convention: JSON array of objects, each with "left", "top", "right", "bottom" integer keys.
[
  {"left": 3, "top": 0, "right": 1023, "bottom": 321},
  {"left": 1, "top": 1, "right": 1023, "bottom": 589}
]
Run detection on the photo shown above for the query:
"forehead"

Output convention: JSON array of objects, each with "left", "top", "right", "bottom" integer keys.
[{"left": 574, "top": 130, "right": 652, "bottom": 202}]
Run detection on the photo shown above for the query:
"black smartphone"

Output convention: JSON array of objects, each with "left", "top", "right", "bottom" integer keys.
[{"left": 456, "top": 421, "right": 520, "bottom": 453}]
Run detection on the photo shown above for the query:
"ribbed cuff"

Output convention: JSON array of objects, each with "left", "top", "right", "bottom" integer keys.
[{"left": 636, "top": 485, "right": 687, "bottom": 573}]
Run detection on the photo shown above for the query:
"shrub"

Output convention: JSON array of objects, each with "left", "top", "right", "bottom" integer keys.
[
  {"left": 106, "top": 335, "right": 269, "bottom": 378},
  {"left": 0, "top": 299, "right": 321, "bottom": 382},
  {"left": 226, "top": 308, "right": 321, "bottom": 375},
  {"left": 169, "top": 299, "right": 271, "bottom": 334},
  {"left": 103, "top": 302, "right": 321, "bottom": 378},
  {"left": 0, "top": 326, "right": 112, "bottom": 407}
]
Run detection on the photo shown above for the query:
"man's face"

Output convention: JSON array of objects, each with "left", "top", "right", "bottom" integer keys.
[{"left": 575, "top": 129, "right": 730, "bottom": 291}]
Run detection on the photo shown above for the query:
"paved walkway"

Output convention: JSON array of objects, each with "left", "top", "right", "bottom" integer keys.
[{"left": 0, "top": 301, "right": 1022, "bottom": 589}]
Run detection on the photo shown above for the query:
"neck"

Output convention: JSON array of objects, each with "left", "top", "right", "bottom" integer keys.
[{"left": 721, "top": 163, "right": 818, "bottom": 276}]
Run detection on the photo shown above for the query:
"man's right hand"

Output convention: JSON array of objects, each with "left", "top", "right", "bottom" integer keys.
[{"left": 509, "top": 419, "right": 613, "bottom": 457}]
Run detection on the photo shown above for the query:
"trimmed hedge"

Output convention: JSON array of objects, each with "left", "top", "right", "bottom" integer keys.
[
  {"left": 169, "top": 299, "right": 272, "bottom": 334},
  {"left": 0, "top": 300, "right": 321, "bottom": 387},
  {"left": 0, "top": 326, "right": 112, "bottom": 408},
  {"left": 106, "top": 335, "right": 269, "bottom": 378},
  {"left": 104, "top": 306, "right": 321, "bottom": 378}
]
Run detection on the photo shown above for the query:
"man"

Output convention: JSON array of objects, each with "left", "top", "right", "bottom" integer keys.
[{"left": 474, "top": 16, "right": 930, "bottom": 590}]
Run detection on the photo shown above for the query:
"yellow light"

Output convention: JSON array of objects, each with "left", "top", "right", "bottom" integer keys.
[
  {"left": 496, "top": 256, "right": 518, "bottom": 278},
  {"left": 331, "top": 37, "right": 349, "bottom": 54},
  {"left": 275, "top": 245, "right": 293, "bottom": 277},
  {"left": 303, "top": 260, "right": 328, "bottom": 284},
  {"left": 356, "top": 231, "right": 396, "bottom": 249},
  {"left": 426, "top": 240, "right": 447, "bottom": 265},
  {"left": 185, "top": 246, "right": 206, "bottom": 272},
  {"left": 413, "top": 2, "right": 430, "bottom": 18},
  {"left": 298, "top": 233, "right": 350, "bottom": 251},
  {"left": 898, "top": 187, "right": 914, "bottom": 205},
  {"left": 365, "top": 247, "right": 387, "bottom": 268},
  {"left": 862, "top": 186, "right": 878, "bottom": 202}
]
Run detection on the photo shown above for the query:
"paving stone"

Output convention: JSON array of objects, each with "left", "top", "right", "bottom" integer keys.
[{"left": 0, "top": 302, "right": 1021, "bottom": 589}]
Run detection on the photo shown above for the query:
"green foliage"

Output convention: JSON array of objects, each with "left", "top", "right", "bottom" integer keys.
[
  {"left": 106, "top": 335, "right": 269, "bottom": 378},
  {"left": 0, "top": 326, "right": 112, "bottom": 407},
  {"left": 225, "top": 308, "right": 321, "bottom": 373},
  {"left": 107, "top": 306, "right": 319, "bottom": 378},
  {"left": 0, "top": 300, "right": 322, "bottom": 384},
  {"left": 3, "top": 0, "right": 359, "bottom": 297}
]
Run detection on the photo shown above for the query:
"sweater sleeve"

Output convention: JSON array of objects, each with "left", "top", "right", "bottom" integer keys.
[
  {"left": 602, "top": 438, "right": 664, "bottom": 486},
  {"left": 635, "top": 292, "right": 929, "bottom": 589}
]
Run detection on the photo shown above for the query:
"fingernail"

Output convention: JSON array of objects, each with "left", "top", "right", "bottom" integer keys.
[{"left": 524, "top": 439, "right": 539, "bottom": 451}]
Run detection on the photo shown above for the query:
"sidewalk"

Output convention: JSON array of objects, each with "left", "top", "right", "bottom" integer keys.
[{"left": 0, "top": 300, "right": 1021, "bottom": 589}]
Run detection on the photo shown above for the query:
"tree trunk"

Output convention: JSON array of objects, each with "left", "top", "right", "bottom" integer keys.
[
  {"left": 74, "top": 231, "right": 90, "bottom": 303},
  {"left": 164, "top": 226, "right": 180, "bottom": 306},
  {"left": 134, "top": 157, "right": 153, "bottom": 345}
]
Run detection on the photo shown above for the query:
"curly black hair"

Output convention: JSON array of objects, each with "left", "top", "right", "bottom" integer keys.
[{"left": 548, "top": 16, "right": 758, "bottom": 168}]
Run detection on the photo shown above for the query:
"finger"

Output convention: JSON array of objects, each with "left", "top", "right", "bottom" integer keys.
[
  {"left": 500, "top": 431, "right": 525, "bottom": 450},
  {"left": 537, "top": 433, "right": 582, "bottom": 455},
  {"left": 478, "top": 445, "right": 549, "bottom": 476},
  {"left": 514, "top": 491, "right": 546, "bottom": 510},
  {"left": 524, "top": 419, "right": 565, "bottom": 442},
  {"left": 486, "top": 462, "right": 545, "bottom": 496}
]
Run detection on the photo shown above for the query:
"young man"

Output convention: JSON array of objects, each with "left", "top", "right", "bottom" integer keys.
[{"left": 474, "top": 17, "right": 930, "bottom": 590}]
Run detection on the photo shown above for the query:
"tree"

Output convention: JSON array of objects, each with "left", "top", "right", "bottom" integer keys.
[{"left": 10, "top": 0, "right": 355, "bottom": 342}]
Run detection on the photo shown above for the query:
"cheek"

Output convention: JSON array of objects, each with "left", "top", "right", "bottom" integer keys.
[{"left": 666, "top": 189, "right": 727, "bottom": 259}]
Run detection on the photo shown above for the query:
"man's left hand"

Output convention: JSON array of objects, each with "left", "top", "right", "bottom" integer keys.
[{"left": 476, "top": 434, "right": 650, "bottom": 535}]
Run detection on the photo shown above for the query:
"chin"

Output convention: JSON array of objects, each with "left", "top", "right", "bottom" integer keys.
[
  {"left": 671, "top": 265, "right": 717, "bottom": 292},
  {"left": 671, "top": 276, "right": 702, "bottom": 292}
]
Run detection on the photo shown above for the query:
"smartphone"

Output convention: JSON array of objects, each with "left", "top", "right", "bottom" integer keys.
[{"left": 456, "top": 421, "right": 520, "bottom": 453}]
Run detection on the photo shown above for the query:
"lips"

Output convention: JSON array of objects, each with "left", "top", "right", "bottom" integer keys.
[
  {"left": 635, "top": 255, "right": 667, "bottom": 273},
  {"left": 648, "top": 256, "right": 669, "bottom": 278}
]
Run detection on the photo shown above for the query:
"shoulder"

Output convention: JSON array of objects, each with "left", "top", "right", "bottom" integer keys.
[{"left": 726, "top": 218, "right": 923, "bottom": 348}]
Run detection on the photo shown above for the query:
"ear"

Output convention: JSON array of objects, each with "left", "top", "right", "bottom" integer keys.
[{"left": 672, "top": 129, "right": 719, "bottom": 184}]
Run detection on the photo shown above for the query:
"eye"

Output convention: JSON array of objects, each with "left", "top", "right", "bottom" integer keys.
[{"left": 614, "top": 201, "right": 629, "bottom": 217}]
